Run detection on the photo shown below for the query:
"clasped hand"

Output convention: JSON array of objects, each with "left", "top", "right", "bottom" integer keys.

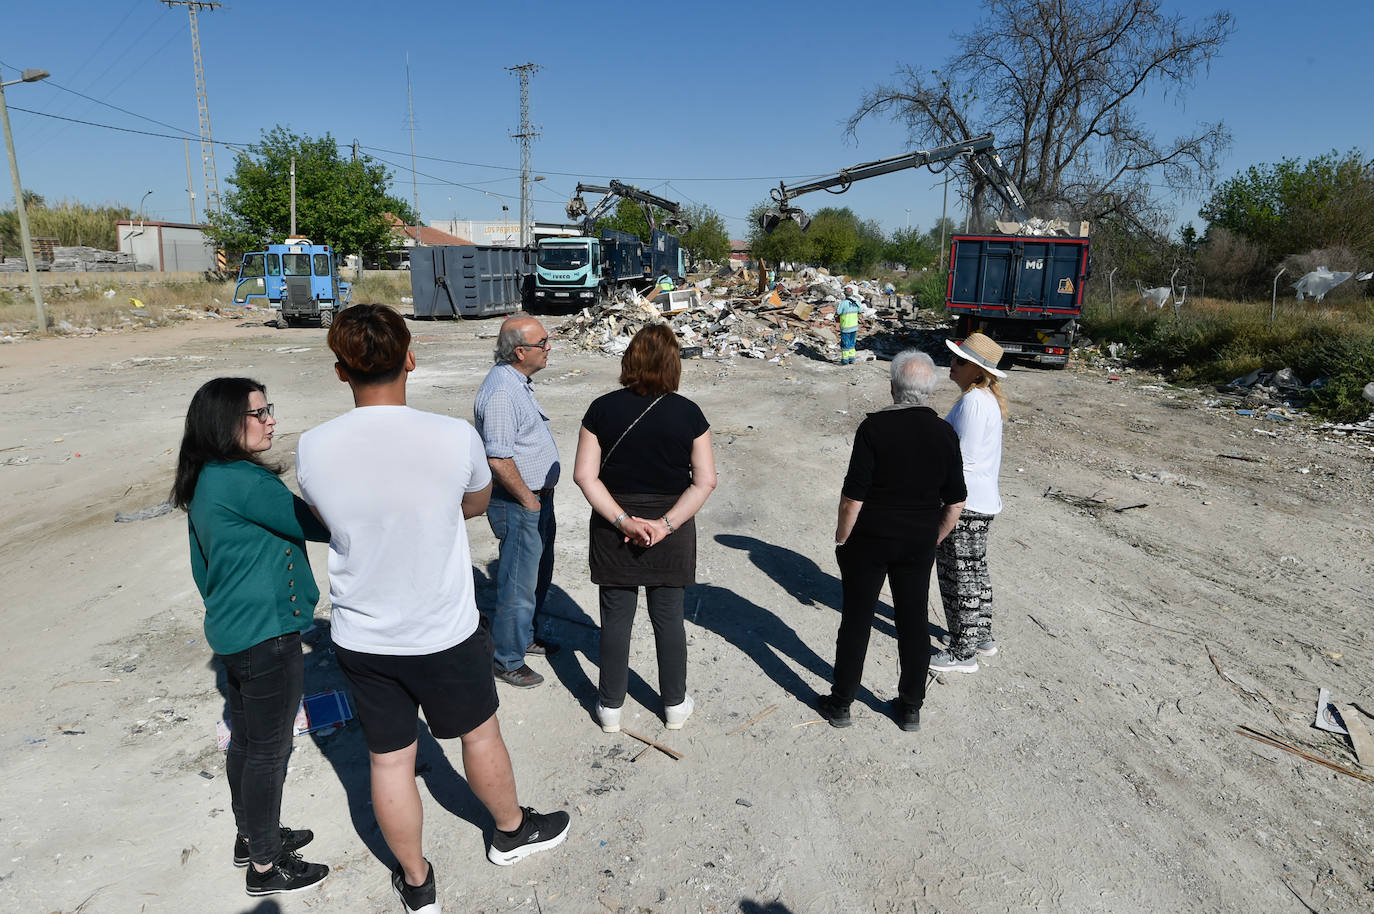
[{"left": 619, "top": 515, "right": 668, "bottom": 547}]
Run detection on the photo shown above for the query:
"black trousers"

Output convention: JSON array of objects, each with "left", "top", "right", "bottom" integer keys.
[
  {"left": 219, "top": 631, "right": 303, "bottom": 866},
  {"left": 597, "top": 585, "right": 687, "bottom": 709},
  {"left": 831, "top": 531, "right": 937, "bottom": 708}
]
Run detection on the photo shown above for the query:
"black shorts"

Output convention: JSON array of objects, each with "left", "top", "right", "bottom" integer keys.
[{"left": 334, "top": 625, "right": 499, "bottom": 754}]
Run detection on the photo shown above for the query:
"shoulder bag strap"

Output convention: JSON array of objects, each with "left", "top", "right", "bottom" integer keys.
[{"left": 600, "top": 394, "right": 665, "bottom": 470}]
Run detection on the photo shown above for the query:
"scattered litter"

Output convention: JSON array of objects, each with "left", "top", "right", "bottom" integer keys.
[
  {"left": 197, "top": 770, "right": 214, "bottom": 780},
  {"left": 735, "top": 798, "right": 753, "bottom": 808},
  {"left": 115, "top": 501, "right": 173, "bottom": 523},
  {"left": 1314, "top": 688, "right": 1348, "bottom": 734},
  {"left": 1292, "top": 267, "right": 1353, "bottom": 301}
]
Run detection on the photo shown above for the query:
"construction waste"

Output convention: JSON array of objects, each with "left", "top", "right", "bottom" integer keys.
[
  {"left": 0, "top": 246, "right": 150, "bottom": 273},
  {"left": 551, "top": 266, "right": 949, "bottom": 364}
]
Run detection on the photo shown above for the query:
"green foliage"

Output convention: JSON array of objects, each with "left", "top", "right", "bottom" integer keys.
[
  {"left": 907, "top": 271, "right": 948, "bottom": 311},
  {"left": 0, "top": 197, "right": 133, "bottom": 253},
  {"left": 679, "top": 203, "right": 730, "bottom": 270},
  {"left": 806, "top": 208, "right": 858, "bottom": 271},
  {"left": 1200, "top": 149, "right": 1374, "bottom": 279},
  {"left": 205, "top": 127, "right": 413, "bottom": 257},
  {"left": 844, "top": 217, "right": 887, "bottom": 275},
  {"left": 595, "top": 198, "right": 654, "bottom": 241},
  {"left": 886, "top": 225, "right": 939, "bottom": 270},
  {"left": 745, "top": 201, "right": 810, "bottom": 267},
  {"left": 1080, "top": 299, "right": 1374, "bottom": 422}
]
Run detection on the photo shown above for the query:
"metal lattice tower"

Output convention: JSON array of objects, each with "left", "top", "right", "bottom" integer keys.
[
  {"left": 506, "top": 63, "right": 541, "bottom": 246},
  {"left": 162, "top": 1, "right": 222, "bottom": 219}
]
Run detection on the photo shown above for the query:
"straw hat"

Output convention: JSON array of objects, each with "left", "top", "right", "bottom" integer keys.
[{"left": 945, "top": 332, "right": 1007, "bottom": 378}]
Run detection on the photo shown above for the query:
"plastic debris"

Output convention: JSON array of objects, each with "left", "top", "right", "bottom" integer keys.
[{"left": 1292, "top": 267, "right": 1353, "bottom": 301}]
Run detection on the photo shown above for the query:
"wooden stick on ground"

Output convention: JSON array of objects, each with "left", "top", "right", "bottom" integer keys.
[
  {"left": 621, "top": 728, "right": 683, "bottom": 761},
  {"left": 1236, "top": 726, "right": 1374, "bottom": 783},
  {"left": 727, "top": 704, "right": 777, "bottom": 736}
]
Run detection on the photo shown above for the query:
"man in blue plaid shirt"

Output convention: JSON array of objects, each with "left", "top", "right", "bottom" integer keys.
[{"left": 474, "top": 315, "right": 562, "bottom": 688}]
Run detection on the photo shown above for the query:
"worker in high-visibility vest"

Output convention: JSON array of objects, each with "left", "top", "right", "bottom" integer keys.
[
  {"left": 652, "top": 272, "right": 675, "bottom": 296},
  {"left": 836, "top": 284, "right": 862, "bottom": 365}
]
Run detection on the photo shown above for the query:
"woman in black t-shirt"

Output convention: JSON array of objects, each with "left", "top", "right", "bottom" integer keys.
[{"left": 573, "top": 323, "right": 717, "bottom": 734}]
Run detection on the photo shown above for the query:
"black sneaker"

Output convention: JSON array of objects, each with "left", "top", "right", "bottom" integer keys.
[
  {"left": 816, "top": 694, "right": 852, "bottom": 728},
  {"left": 233, "top": 826, "right": 315, "bottom": 867},
  {"left": 487, "top": 807, "right": 570, "bottom": 865},
  {"left": 244, "top": 850, "right": 328, "bottom": 896},
  {"left": 525, "top": 639, "right": 560, "bottom": 656},
  {"left": 494, "top": 663, "right": 545, "bottom": 688},
  {"left": 392, "top": 858, "right": 439, "bottom": 913},
  {"left": 894, "top": 700, "right": 922, "bottom": 732}
]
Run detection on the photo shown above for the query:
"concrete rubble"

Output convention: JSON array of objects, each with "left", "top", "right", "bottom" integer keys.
[
  {"left": 0, "top": 245, "right": 150, "bottom": 273},
  {"left": 551, "top": 267, "right": 950, "bottom": 364}
]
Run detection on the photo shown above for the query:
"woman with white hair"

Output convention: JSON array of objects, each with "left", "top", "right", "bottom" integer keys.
[
  {"left": 818, "top": 349, "right": 967, "bottom": 732},
  {"left": 931, "top": 332, "right": 1008, "bottom": 674}
]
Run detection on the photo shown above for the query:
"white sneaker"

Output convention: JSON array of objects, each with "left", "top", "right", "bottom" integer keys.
[
  {"left": 665, "top": 694, "right": 694, "bottom": 730},
  {"left": 594, "top": 703, "right": 621, "bottom": 733}
]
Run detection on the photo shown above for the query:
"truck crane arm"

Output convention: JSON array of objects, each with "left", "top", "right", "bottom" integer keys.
[
  {"left": 566, "top": 180, "right": 691, "bottom": 235},
  {"left": 761, "top": 133, "right": 1029, "bottom": 232}
]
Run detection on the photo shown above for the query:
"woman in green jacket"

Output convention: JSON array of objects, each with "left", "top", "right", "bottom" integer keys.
[{"left": 172, "top": 377, "right": 330, "bottom": 897}]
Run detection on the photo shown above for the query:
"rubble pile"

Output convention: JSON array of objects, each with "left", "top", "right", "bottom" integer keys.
[
  {"left": 553, "top": 268, "right": 951, "bottom": 364},
  {"left": 0, "top": 246, "right": 150, "bottom": 273}
]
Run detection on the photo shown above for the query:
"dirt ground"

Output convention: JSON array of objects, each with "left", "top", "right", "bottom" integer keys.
[{"left": 2, "top": 310, "right": 1372, "bottom": 914}]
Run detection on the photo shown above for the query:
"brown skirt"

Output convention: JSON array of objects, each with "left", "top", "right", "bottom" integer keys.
[{"left": 589, "top": 492, "right": 697, "bottom": 587}]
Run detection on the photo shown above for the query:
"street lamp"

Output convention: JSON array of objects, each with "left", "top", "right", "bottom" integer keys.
[
  {"left": 0, "top": 67, "right": 50, "bottom": 334},
  {"left": 138, "top": 189, "right": 153, "bottom": 222}
]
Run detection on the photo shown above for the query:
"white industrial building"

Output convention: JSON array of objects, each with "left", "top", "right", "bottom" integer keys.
[
  {"left": 428, "top": 219, "right": 524, "bottom": 247},
  {"left": 115, "top": 220, "right": 216, "bottom": 272}
]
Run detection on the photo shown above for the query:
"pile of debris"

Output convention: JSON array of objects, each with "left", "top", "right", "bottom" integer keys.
[
  {"left": 0, "top": 246, "right": 149, "bottom": 273},
  {"left": 552, "top": 267, "right": 951, "bottom": 364}
]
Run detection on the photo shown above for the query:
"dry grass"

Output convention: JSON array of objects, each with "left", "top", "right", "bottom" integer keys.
[{"left": 0, "top": 279, "right": 237, "bottom": 334}]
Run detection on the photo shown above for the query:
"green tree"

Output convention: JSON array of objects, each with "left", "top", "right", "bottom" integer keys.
[
  {"left": 885, "top": 226, "right": 939, "bottom": 271},
  {"left": 205, "top": 127, "right": 414, "bottom": 258},
  {"left": 595, "top": 197, "right": 655, "bottom": 241},
  {"left": 679, "top": 203, "right": 730, "bottom": 270},
  {"left": 746, "top": 201, "right": 810, "bottom": 268},
  {"left": 1201, "top": 150, "right": 1374, "bottom": 266},
  {"left": 844, "top": 216, "right": 887, "bottom": 275},
  {"left": 807, "top": 207, "right": 858, "bottom": 271}
]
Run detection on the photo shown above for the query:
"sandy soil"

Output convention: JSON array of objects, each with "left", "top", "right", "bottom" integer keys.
[{"left": 1, "top": 313, "right": 1372, "bottom": 914}]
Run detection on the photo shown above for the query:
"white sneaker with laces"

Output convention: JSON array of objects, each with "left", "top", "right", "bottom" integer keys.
[
  {"left": 929, "top": 649, "right": 979, "bottom": 674},
  {"left": 665, "top": 694, "right": 694, "bottom": 729}
]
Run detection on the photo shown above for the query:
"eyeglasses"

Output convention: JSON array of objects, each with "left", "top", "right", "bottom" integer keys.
[
  {"left": 517, "top": 337, "right": 551, "bottom": 351},
  {"left": 244, "top": 404, "right": 275, "bottom": 422}
]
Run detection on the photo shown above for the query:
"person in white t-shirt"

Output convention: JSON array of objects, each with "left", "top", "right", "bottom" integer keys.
[
  {"left": 297, "top": 305, "right": 569, "bottom": 913},
  {"left": 931, "top": 332, "right": 1007, "bottom": 675}
]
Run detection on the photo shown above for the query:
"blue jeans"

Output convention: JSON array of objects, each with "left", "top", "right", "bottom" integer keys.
[
  {"left": 219, "top": 632, "right": 303, "bottom": 866},
  {"left": 486, "top": 489, "right": 556, "bottom": 671}
]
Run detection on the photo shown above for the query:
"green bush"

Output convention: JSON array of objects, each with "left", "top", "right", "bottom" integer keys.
[
  {"left": 1080, "top": 299, "right": 1374, "bottom": 421},
  {"left": 906, "top": 272, "right": 947, "bottom": 311}
]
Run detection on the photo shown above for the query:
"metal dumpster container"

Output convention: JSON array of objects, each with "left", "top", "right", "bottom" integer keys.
[{"left": 410, "top": 245, "right": 530, "bottom": 318}]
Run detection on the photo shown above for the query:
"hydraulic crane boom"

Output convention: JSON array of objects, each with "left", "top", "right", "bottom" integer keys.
[
  {"left": 762, "top": 133, "right": 1029, "bottom": 232},
  {"left": 566, "top": 180, "right": 691, "bottom": 235}
]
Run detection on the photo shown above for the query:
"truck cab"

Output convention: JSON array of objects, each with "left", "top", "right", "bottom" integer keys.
[
  {"left": 233, "top": 238, "right": 351, "bottom": 327},
  {"left": 533, "top": 236, "right": 603, "bottom": 307}
]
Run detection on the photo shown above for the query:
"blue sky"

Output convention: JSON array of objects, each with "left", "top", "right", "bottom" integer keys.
[{"left": 2, "top": 0, "right": 1371, "bottom": 242}]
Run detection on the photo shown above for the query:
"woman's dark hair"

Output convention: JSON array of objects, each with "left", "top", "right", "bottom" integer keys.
[
  {"left": 171, "top": 377, "right": 279, "bottom": 509},
  {"left": 619, "top": 322, "right": 681, "bottom": 396}
]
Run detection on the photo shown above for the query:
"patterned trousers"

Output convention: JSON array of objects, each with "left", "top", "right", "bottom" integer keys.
[{"left": 936, "top": 510, "right": 995, "bottom": 660}]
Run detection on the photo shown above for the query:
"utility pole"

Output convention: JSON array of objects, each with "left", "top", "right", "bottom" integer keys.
[
  {"left": 161, "top": 1, "right": 223, "bottom": 218},
  {"left": 939, "top": 172, "right": 950, "bottom": 272},
  {"left": 289, "top": 155, "right": 296, "bottom": 237},
  {"left": 183, "top": 138, "right": 196, "bottom": 222},
  {"left": 405, "top": 55, "right": 420, "bottom": 243},
  {"left": 506, "top": 62, "right": 541, "bottom": 247}
]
